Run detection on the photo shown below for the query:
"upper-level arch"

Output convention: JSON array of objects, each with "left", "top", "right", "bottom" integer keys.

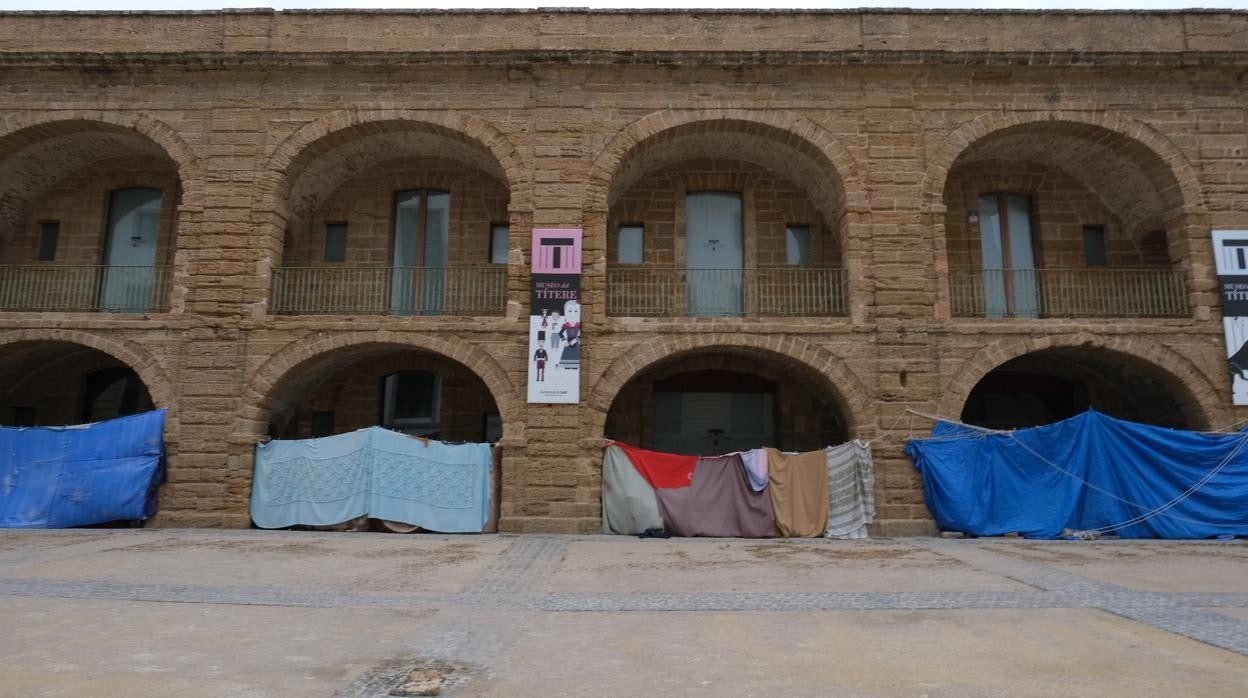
[
  {"left": 586, "top": 109, "right": 868, "bottom": 219},
  {"left": 0, "top": 115, "right": 200, "bottom": 230},
  {"left": 255, "top": 109, "right": 529, "bottom": 228},
  {"left": 925, "top": 111, "right": 1208, "bottom": 320},
  {"left": 586, "top": 110, "right": 869, "bottom": 319},
  {"left": 252, "top": 110, "right": 528, "bottom": 317},
  {"left": 0, "top": 116, "right": 196, "bottom": 313},
  {"left": 923, "top": 110, "right": 1206, "bottom": 233}
]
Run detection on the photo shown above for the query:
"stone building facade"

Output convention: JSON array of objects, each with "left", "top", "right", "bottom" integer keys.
[{"left": 0, "top": 9, "right": 1245, "bottom": 534}]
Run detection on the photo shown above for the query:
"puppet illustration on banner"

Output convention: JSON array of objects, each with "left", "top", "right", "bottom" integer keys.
[
  {"left": 1213, "top": 230, "right": 1248, "bottom": 405},
  {"left": 529, "top": 229, "right": 582, "bottom": 404}
]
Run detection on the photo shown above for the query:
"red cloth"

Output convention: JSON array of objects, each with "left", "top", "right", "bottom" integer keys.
[{"left": 613, "top": 442, "right": 698, "bottom": 489}]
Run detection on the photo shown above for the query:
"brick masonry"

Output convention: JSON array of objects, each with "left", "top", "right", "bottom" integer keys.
[{"left": 0, "top": 10, "right": 1246, "bottom": 533}]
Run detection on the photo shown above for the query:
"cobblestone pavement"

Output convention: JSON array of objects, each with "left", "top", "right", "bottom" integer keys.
[{"left": 2, "top": 530, "right": 1247, "bottom": 697}]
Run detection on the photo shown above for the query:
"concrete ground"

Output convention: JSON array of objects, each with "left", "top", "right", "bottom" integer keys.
[{"left": 1, "top": 530, "right": 1247, "bottom": 697}]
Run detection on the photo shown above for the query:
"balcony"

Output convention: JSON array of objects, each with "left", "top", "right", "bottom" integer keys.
[
  {"left": 949, "top": 268, "right": 1188, "bottom": 319},
  {"left": 607, "top": 267, "right": 848, "bottom": 317},
  {"left": 0, "top": 265, "right": 172, "bottom": 313},
  {"left": 271, "top": 265, "right": 507, "bottom": 316}
]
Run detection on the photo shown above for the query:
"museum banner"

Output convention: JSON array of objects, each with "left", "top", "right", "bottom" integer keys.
[
  {"left": 1213, "top": 230, "right": 1248, "bottom": 405},
  {"left": 528, "top": 228, "right": 582, "bottom": 404}
]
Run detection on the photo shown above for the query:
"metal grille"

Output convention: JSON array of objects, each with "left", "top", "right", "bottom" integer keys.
[
  {"left": 272, "top": 265, "right": 507, "bottom": 316},
  {"left": 949, "top": 267, "right": 1189, "bottom": 318},
  {"left": 0, "top": 265, "right": 172, "bottom": 313},
  {"left": 607, "top": 267, "right": 848, "bottom": 317}
]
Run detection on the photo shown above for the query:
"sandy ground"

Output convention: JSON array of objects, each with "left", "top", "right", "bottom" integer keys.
[{"left": 1, "top": 530, "right": 1246, "bottom": 697}]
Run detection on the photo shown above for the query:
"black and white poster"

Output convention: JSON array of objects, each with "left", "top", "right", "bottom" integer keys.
[
  {"left": 1213, "top": 230, "right": 1248, "bottom": 405},
  {"left": 528, "top": 229, "right": 582, "bottom": 404}
]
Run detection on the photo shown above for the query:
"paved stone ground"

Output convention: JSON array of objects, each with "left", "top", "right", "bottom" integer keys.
[{"left": 2, "top": 530, "right": 1247, "bottom": 697}]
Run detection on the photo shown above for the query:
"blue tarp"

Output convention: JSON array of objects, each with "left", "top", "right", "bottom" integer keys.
[
  {"left": 251, "top": 427, "right": 492, "bottom": 532},
  {"left": 0, "top": 410, "right": 166, "bottom": 528},
  {"left": 905, "top": 410, "right": 1248, "bottom": 539}
]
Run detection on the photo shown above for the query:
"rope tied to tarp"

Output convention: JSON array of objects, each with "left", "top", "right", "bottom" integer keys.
[{"left": 905, "top": 409, "right": 1248, "bottom": 535}]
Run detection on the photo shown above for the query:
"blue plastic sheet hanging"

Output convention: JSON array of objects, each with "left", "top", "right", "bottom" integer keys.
[
  {"left": 0, "top": 410, "right": 166, "bottom": 528},
  {"left": 905, "top": 410, "right": 1248, "bottom": 539}
]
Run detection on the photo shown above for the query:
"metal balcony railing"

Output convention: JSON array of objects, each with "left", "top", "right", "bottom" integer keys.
[
  {"left": 271, "top": 265, "right": 508, "bottom": 316},
  {"left": 0, "top": 265, "right": 172, "bottom": 313},
  {"left": 607, "top": 267, "right": 848, "bottom": 317},
  {"left": 949, "top": 267, "right": 1189, "bottom": 318}
]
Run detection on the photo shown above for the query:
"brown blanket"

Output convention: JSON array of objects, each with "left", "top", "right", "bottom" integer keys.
[
  {"left": 654, "top": 454, "right": 776, "bottom": 538},
  {"left": 766, "top": 448, "right": 830, "bottom": 537}
]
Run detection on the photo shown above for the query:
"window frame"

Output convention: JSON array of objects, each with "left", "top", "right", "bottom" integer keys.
[
  {"left": 785, "top": 224, "right": 812, "bottom": 267},
  {"left": 617, "top": 223, "right": 644, "bottom": 265},
  {"left": 37, "top": 220, "right": 60, "bottom": 262},
  {"left": 489, "top": 223, "right": 510, "bottom": 265},
  {"left": 323, "top": 222, "right": 348, "bottom": 263},
  {"left": 378, "top": 370, "right": 442, "bottom": 434},
  {"left": 1082, "top": 224, "right": 1108, "bottom": 267}
]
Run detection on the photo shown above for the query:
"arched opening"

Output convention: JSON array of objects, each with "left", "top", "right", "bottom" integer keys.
[
  {"left": 604, "top": 348, "right": 851, "bottom": 455},
  {"left": 0, "top": 341, "right": 154, "bottom": 426},
  {"left": 0, "top": 121, "right": 182, "bottom": 313},
  {"left": 960, "top": 347, "right": 1203, "bottom": 430},
  {"left": 604, "top": 120, "right": 851, "bottom": 318},
  {"left": 941, "top": 121, "right": 1190, "bottom": 319},
  {"left": 270, "top": 121, "right": 512, "bottom": 316},
  {"left": 265, "top": 346, "right": 501, "bottom": 443},
  {"left": 254, "top": 343, "right": 505, "bottom": 532}
]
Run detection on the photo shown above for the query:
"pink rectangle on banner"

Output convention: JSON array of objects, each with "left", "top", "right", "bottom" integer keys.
[{"left": 532, "top": 228, "right": 582, "bottom": 274}]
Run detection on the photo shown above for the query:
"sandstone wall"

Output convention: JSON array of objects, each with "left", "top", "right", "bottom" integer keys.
[{"left": 0, "top": 11, "right": 1245, "bottom": 533}]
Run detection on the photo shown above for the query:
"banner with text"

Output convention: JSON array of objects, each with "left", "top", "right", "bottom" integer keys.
[
  {"left": 528, "top": 228, "right": 583, "bottom": 404},
  {"left": 1213, "top": 230, "right": 1248, "bottom": 405}
]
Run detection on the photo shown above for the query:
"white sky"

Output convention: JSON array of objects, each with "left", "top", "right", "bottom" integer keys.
[{"left": 2, "top": 1, "right": 1247, "bottom": 12}]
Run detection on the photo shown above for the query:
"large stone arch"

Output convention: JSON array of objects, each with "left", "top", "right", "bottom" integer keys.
[
  {"left": 0, "top": 328, "right": 177, "bottom": 422},
  {"left": 923, "top": 110, "right": 1211, "bottom": 320},
  {"left": 583, "top": 109, "right": 872, "bottom": 321},
  {"left": 0, "top": 113, "right": 205, "bottom": 223},
  {"left": 922, "top": 110, "right": 1207, "bottom": 220},
  {"left": 252, "top": 108, "right": 530, "bottom": 230},
  {"left": 937, "top": 334, "right": 1224, "bottom": 431},
  {"left": 585, "top": 108, "right": 869, "bottom": 218},
  {"left": 235, "top": 331, "right": 522, "bottom": 442},
  {"left": 588, "top": 333, "right": 873, "bottom": 437}
]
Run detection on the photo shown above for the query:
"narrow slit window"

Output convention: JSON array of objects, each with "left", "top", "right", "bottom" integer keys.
[
  {"left": 1083, "top": 225, "right": 1107, "bottom": 267},
  {"left": 786, "top": 225, "right": 812, "bottom": 266},
  {"left": 618, "top": 224, "right": 644, "bottom": 264},
  {"left": 324, "top": 223, "right": 348, "bottom": 263},
  {"left": 490, "top": 224, "right": 510, "bottom": 264},
  {"left": 38, "top": 221, "right": 59, "bottom": 261}
]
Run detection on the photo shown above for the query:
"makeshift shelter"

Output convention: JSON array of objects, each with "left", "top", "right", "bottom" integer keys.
[
  {"left": 251, "top": 427, "right": 493, "bottom": 532},
  {"left": 0, "top": 410, "right": 166, "bottom": 528},
  {"left": 905, "top": 410, "right": 1248, "bottom": 539},
  {"left": 602, "top": 439, "right": 876, "bottom": 538}
]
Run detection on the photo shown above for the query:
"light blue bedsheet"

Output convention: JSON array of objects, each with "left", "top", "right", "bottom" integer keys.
[{"left": 251, "top": 427, "right": 491, "bottom": 532}]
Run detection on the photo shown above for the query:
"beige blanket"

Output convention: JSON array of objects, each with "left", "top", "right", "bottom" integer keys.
[{"left": 765, "top": 448, "right": 830, "bottom": 537}]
